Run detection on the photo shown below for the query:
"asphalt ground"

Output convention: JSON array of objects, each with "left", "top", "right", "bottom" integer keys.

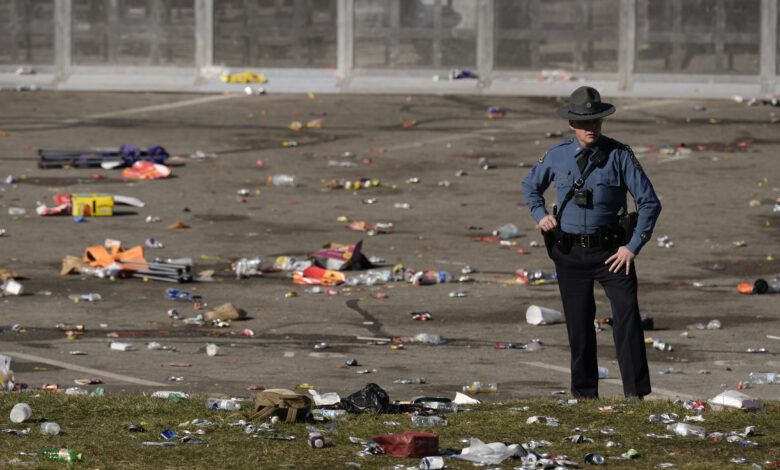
[{"left": 0, "top": 90, "right": 778, "bottom": 405}]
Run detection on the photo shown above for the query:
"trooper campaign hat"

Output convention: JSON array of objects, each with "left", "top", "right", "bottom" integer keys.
[{"left": 556, "top": 86, "right": 616, "bottom": 120}]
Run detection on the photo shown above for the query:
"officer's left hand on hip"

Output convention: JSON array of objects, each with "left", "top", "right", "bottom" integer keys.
[{"left": 605, "top": 246, "right": 635, "bottom": 275}]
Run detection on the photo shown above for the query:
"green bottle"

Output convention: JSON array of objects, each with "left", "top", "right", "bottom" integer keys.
[{"left": 41, "top": 448, "right": 82, "bottom": 462}]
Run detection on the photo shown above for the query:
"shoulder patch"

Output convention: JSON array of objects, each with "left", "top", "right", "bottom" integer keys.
[{"left": 626, "top": 145, "right": 641, "bottom": 168}]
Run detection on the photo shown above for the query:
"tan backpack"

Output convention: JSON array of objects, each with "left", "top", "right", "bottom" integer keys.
[{"left": 251, "top": 388, "right": 312, "bottom": 423}]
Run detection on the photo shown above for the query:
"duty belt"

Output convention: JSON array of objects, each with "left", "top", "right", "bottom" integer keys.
[{"left": 567, "top": 233, "right": 601, "bottom": 248}]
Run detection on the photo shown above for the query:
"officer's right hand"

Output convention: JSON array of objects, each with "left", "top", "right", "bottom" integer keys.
[{"left": 539, "top": 215, "right": 558, "bottom": 232}]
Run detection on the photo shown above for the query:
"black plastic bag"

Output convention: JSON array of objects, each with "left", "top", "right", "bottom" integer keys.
[{"left": 340, "top": 383, "right": 392, "bottom": 414}]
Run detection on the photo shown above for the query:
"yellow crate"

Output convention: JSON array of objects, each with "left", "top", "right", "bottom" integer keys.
[{"left": 72, "top": 194, "right": 114, "bottom": 216}]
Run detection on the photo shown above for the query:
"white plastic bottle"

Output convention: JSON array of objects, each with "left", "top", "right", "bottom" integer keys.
[
  {"left": 310, "top": 409, "right": 347, "bottom": 421},
  {"left": 269, "top": 174, "right": 297, "bottom": 186},
  {"left": 206, "top": 398, "right": 241, "bottom": 410},
  {"left": 40, "top": 422, "right": 61, "bottom": 435},
  {"left": 667, "top": 422, "right": 705, "bottom": 438}
]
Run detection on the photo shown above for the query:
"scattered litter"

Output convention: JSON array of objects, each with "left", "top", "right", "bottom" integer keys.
[
  {"left": 220, "top": 72, "right": 267, "bottom": 83},
  {"left": 189, "top": 150, "right": 218, "bottom": 159},
  {"left": 657, "top": 235, "right": 674, "bottom": 248},
  {"left": 526, "top": 416, "right": 560, "bottom": 426},
  {"left": 454, "top": 438, "right": 523, "bottom": 464},
  {"left": 710, "top": 390, "right": 761, "bottom": 410},
  {"left": 526, "top": 305, "right": 563, "bottom": 325}
]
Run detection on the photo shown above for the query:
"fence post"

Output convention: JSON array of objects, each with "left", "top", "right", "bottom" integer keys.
[
  {"left": 760, "top": 0, "right": 777, "bottom": 97},
  {"left": 195, "top": 0, "right": 214, "bottom": 72},
  {"left": 477, "top": 0, "right": 494, "bottom": 87},
  {"left": 54, "top": 0, "right": 71, "bottom": 81},
  {"left": 337, "top": 0, "right": 354, "bottom": 84},
  {"left": 618, "top": 0, "right": 635, "bottom": 92}
]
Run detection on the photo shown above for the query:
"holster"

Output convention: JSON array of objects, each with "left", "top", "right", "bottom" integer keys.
[
  {"left": 619, "top": 211, "right": 638, "bottom": 242},
  {"left": 542, "top": 228, "right": 570, "bottom": 257}
]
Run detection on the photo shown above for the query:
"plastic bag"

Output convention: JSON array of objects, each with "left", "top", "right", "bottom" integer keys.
[
  {"left": 372, "top": 431, "right": 438, "bottom": 458},
  {"left": 340, "top": 383, "right": 392, "bottom": 413},
  {"left": 308, "top": 389, "right": 341, "bottom": 407},
  {"left": 454, "top": 438, "right": 525, "bottom": 464}
]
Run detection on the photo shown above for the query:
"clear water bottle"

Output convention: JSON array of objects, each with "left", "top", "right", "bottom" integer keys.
[
  {"left": 310, "top": 409, "right": 347, "bottom": 421},
  {"left": 40, "top": 422, "right": 61, "bottom": 435},
  {"left": 411, "top": 413, "right": 447, "bottom": 427},
  {"left": 667, "top": 422, "right": 705, "bottom": 438},
  {"left": 414, "top": 333, "right": 444, "bottom": 344},
  {"left": 233, "top": 257, "right": 262, "bottom": 277},
  {"left": 748, "top": 372, "right": 777, "bottom": 384},
  {"left": 364, "top": 272, "right": 379, "bottom": 286},
  {"left": 394, "top": 202, "right": 411, "bottom": 209},
  {"left": 206, "top": 398, "right": 241, "bottom": 410},
  {"left": 421, "top": 401, "right": 458, "bottom": 413},
  {"left": 79, "top": 266, "right": 108, "bottom": 278},
  {"left": 492, "top": 223, "right": 519, "bottom": 240},
  {"left": 462, "top": 381, "right": 497, "bottom": 393},
  {"left": 269, "top": 174, "right": 296, "bottom": 186}
]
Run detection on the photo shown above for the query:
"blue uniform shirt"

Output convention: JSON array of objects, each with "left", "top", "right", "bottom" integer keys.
[{"left": 521, "top": 135, "right": 661, "bottom": 254}]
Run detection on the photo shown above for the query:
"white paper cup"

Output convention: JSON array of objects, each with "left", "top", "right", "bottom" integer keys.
[
  {"left": 206, "top": 344, "right": 219, "bottom": 357},
  {"left": 526, "top": 305, "right": 563, "bottom": 325},
  {"left": 2, "top": 279, "right": 23, "bottom": 296},
  {"left": 10, "top": 402, "right": 32, "bottom": 423}
]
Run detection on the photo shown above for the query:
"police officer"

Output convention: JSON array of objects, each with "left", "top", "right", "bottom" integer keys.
[{"left": 521, "top": 86, "right": 661, "bottom": 399}]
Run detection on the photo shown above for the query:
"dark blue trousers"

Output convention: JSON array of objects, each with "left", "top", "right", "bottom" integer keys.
[{"left": 551, "top": 244, "right": 651, "bottom": 398}]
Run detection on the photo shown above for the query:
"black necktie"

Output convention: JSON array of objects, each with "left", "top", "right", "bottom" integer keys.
[{"left": 576, "top": 149, "right": 589, "bottom": 174}]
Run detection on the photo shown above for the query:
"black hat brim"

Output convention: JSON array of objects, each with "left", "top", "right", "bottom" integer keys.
[{"left": 556, "top": 103, "right": 615, "bottom": 121}]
